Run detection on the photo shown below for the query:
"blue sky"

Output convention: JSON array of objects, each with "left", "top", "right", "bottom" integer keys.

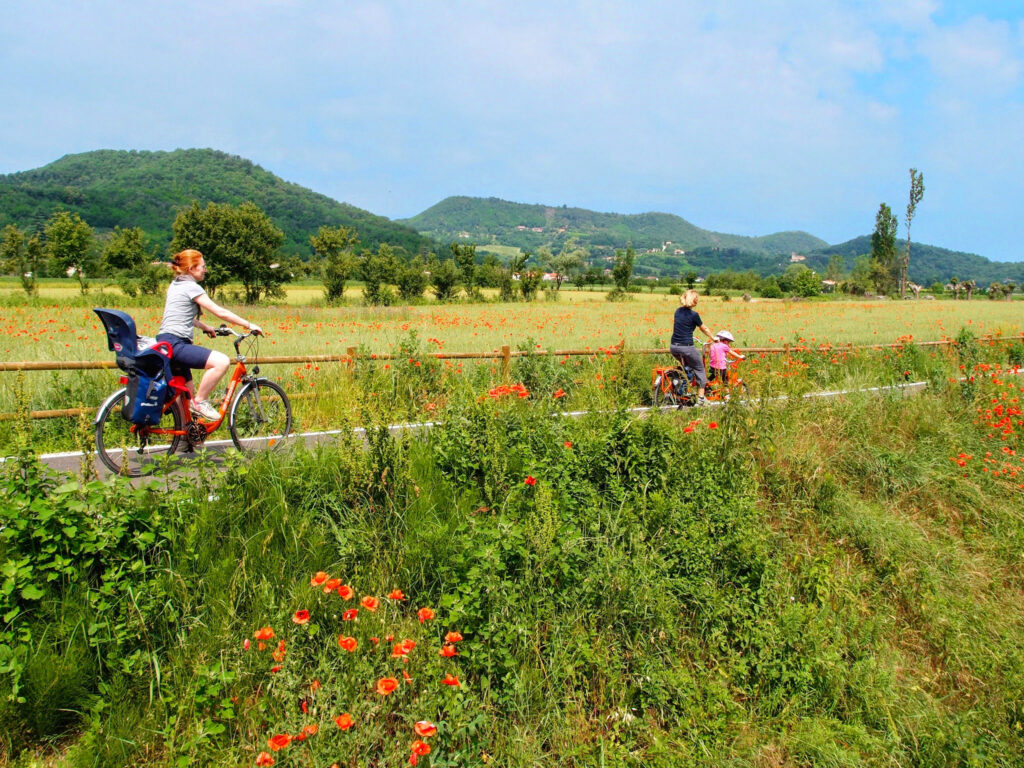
[{"left": 2, "top": 0, "right": 1022, "bottom": 261}]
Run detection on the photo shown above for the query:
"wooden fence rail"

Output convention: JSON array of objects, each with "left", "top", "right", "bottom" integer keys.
[{"left": 2, "top": 335, "right": 1021, "bottom": 422}]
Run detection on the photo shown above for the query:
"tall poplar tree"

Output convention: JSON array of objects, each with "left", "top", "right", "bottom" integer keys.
[{"left": 900, "top": 168, "right": 925, "bottom": 298}]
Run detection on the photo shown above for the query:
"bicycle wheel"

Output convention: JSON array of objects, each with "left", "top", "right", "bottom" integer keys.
[
  {"left": 95, "top": 387, "right": 184, "bottom": 477},
  {"left": 228, "top": 379, "right": 292, "bottom": 452},
  {"left": 653, "top": 371, "right": 681, "bottom": 408}
]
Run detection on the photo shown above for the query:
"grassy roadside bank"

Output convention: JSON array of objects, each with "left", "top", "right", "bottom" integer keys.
[{"left": 2, "top": 355, "right": 1023, "bottom": 766}]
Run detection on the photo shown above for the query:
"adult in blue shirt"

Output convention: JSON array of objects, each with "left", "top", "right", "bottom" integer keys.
[{"left": 670, "top": 289, "right": 715, "bottom": 406}]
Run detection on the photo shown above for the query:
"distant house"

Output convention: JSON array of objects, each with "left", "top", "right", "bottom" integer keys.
[
  {"left": 541, "top": 272, "right": 559, "bottom": 282},
  {"left": 531, "top": 227, "right": 544, "bottom": 233},
  {"left": 790, "top": 253, "right": 806, "bottom": 263},
  {"left": 458, "top": 231, "right": 471, "bottom": 238},
  {"left": 673, "top": 249, "right": 685, "bottom": 255},
  {"left": 821, "top": 279, "right": 837, "bottom": 293}
]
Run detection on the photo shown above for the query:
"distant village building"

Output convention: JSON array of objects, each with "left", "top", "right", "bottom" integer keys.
[
  {"left": 790, "top": 253, "right": 806, "bottom": 263},
  {"left": 458, "top": 231, "right": 471, "bottom": 238}
]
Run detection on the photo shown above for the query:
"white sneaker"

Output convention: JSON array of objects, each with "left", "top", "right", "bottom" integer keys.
[
  {"left": 190, "top": 399, "right": 221, "bottom": 421},
  {"left": 696, "top": 397, "right": 708, "bottom": 407}
]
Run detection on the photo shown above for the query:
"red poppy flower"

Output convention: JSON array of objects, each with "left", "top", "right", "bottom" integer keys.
[
  {"left": 338, "top": 635, "right": 358, "bottom": 652},
  {"left": 272, "top": 640, "right": 286, "bottom": 662},
  {"left": 401, "top": 638, "right": 416, "bottom": 653},
  {"left": 377, "top": 677, "right": 399, "bottom": 696},
  {"left": 310, "top": 571, "right": 328, "bottom": 587},
  {"left": 271, "top": 665, "right": 282, "bottom": 673},
  {"left": 414, "top": 721, "right": 437, "bottom": 738},
  {"left": 402, "top": 669, "right": 413, "bottom": 683},
  {"left": 442, "top": 673, "right": 461, "bottom": 686},
  {"left": 267, "top": 733, "right": 291, "bottom": 751},
  {"left": 388, "top": 588, "right": 406, "bottom": 601},
  {"left": 563, "top": 441, "right": 572, "bottom": 448},
  {"left": 445, "top": 631, "right": 463, "bottom": 643},
  {"left": 292, "top": 609, "right": 310, "bottom": 625},
  {"left": 337, "top": 584, "right": 354, "bottom": 600},
  {"left": 370, "top": 636, "right": 380, "bottom": 646},
  {"left": 342, "top": 609, "right": 358, "bottom": 621},
  {"left": 256, "top": 751, "right": 275, "bottom": 766},
  {"left": 708, "top": 422, "right": 718, "bottom": 429},
  {"left": 417, "top": 607, "right": 435, "bottom": 623},
  {"left": 412, "top": 739, "right": 431, "bottom": 756},
  {"left": 310, "top": 679, "right": 321, "bottom": 691},
  {"left": 391, "top": 643, "right": 409, "bottom": 658},
  {"left": 254, "top": 626, "right": 275, "bottom": 641},
  {"left": 323, "top": 578, "right": 342, "bottom": 593},
  {"left": 552, "top": 388, "right": 566, "bottom": 398},
  {"left": 524, "top": 476, "right": 537, "bottom": 486},
  {"left": 302, "top": 723, "right": 318, "bottom": 737},
  {"left": 334, "top": 713, "right": 354, "bottom": 730},
  {"left": 361, "top": 596, "right": 379, "bottom": 612},
  {"left": 243, "top": 638, "right": 251, "bottom": 651},
  {"left": 440, "top": 644, "right": 458, "bottom": 657}
]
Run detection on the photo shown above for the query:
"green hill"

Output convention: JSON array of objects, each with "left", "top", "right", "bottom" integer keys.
[
  {"left": 0, "top": 149, "right": 434, "bottom": 257},
  {"left": 803, "top": 236, "right": 1024, "bottom": 286},
  {"left": 400, "top": 196, "right": 828, "bottom": 256}
]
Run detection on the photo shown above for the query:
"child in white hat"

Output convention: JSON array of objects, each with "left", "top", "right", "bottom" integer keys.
[{"left": 707, "top": 330, "right": 744, "bottom": 392}]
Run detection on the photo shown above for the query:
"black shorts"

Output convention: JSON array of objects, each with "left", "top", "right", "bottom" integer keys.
[{"left": 156, "top": 333, "right": 212, "bottom": 383}]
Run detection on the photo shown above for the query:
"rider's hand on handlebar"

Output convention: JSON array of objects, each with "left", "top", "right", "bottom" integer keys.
[
  {"left": 248, "top": 323, "right": 263, "bottom": 336},
  {"left": 203, "top": 328, "right": 217, "bottom": 339}
]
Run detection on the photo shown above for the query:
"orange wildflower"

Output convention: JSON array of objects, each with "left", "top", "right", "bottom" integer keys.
[
  {"left": 272, "top": 640, "right": 286, "bottom": 662},
  {"left": 440, "top": 643, "right": 458, "bottom": 657},
  {"left": 292, "top": 609, "right": 310, "bottom": 625},
  {"left": 361, "top": 595, "right": 379, "bottom": 612},
  {"left": 338, "top": 635, "right": 358, "bottom": 652},
  {"left": 254, "top": 626, "right": 275, "bottom": 641},
  {"left": 255, "top": 751, "right": 275, "bottom": 766},
  {"left": 334, "top": 713, "right": 354, "bottom": 730},
  {"left": 337, "top": 584, "right": 354, "bottom": 600},
  {"left": 412, "top": 739, "right": 431, "bottom": 756},
  {"left": 442, "top": 673, "right": 461, "bottom": 686},
  {"left": 342, "top": 609, "right": 358, "bottom": 621},
  {"left": 323, "top": 578, "right": 342, "bottom": 593},
  {"left": 267, "top": 733, "right": 291, "bottom": 751},
  {"left": 310, "top": 571, "right": 328, "bottom": 587},
  {"left": 414, "top": 721, "right": 437, "bottom": 737},
  {"left": 417, "top": 607, "right": 435, "bottom": 623},
  {"left": 388, "top": 588, "right": 407, "bottom": 601},
  {"left": 445, "top": 631, "right": 464, "bottom": 643},
  {"left": 377, "top": 677, "right": 399, "bottom": 696}
]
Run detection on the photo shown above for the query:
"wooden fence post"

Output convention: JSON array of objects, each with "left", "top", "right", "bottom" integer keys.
[{"left": 501, "top": 345, "right": 511, "bottom": 382}]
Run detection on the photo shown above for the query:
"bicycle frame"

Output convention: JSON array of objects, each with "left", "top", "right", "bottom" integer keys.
[{"left": 122, "top": 332, "right": 254, "bottom": 443}]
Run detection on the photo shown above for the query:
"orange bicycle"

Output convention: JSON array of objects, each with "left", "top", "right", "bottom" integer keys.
[{"left": 94, "top": 319, "right": 292, "bottom": 477}]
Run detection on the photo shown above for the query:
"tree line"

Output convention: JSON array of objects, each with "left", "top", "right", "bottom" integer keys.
[{"left": 0, "top": 201, "right": 644, "bottom": 305}]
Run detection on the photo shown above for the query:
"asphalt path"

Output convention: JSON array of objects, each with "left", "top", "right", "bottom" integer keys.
[{"left": 13, "top": 380, "right": 931, "bottom": 480}]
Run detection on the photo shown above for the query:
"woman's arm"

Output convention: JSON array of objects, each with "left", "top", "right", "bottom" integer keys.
[
  {"left": 698, "top": 323, "right": 715, "bottom": 341},
  {"left": 195, "top": 294, "right": 261, "bottom": 333}
]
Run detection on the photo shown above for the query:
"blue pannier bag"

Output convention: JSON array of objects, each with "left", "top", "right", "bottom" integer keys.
[
  {"left": 93, "top": 308, "right": 172, "bottom": 425},
  {"left": 122, "top": 355, "right": 169, "bottom": 426}
]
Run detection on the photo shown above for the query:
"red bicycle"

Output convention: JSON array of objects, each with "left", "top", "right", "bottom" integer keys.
[{"left": 94, "top": 325, "right": 292, "bottom": 476}]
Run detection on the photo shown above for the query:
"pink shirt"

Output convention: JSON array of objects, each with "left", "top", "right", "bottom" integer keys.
[{"left": 708, "top": 341, "right": 729, "bottom": 369}]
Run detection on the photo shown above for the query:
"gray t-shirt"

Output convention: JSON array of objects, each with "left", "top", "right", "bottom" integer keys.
[{"left": 159, "top": 275, "right": 206, "bottom": 340}]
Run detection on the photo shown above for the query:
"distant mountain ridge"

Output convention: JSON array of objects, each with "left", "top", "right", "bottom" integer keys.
[
  {"left": 401, "top": 195, "right": 1024, "bottom": 283},
  {"left": 400, "top": 195, "right": 828, "bottom": 256},
  {"left": 0, "top": 149, "right": 433, "bottom": 257}
]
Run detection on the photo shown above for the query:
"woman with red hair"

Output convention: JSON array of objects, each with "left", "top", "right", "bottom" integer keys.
[{"left": 156, "top": 249, "right": 263, "bottom": 421}]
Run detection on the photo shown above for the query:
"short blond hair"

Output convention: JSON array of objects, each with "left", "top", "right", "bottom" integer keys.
[{"left": 680, "top": 289, "right": 699, "bottom": 308}]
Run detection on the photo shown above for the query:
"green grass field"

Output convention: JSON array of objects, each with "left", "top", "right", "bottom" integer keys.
[{"left": 2, "top": 344, "right": 1022, "bottom": 766}]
